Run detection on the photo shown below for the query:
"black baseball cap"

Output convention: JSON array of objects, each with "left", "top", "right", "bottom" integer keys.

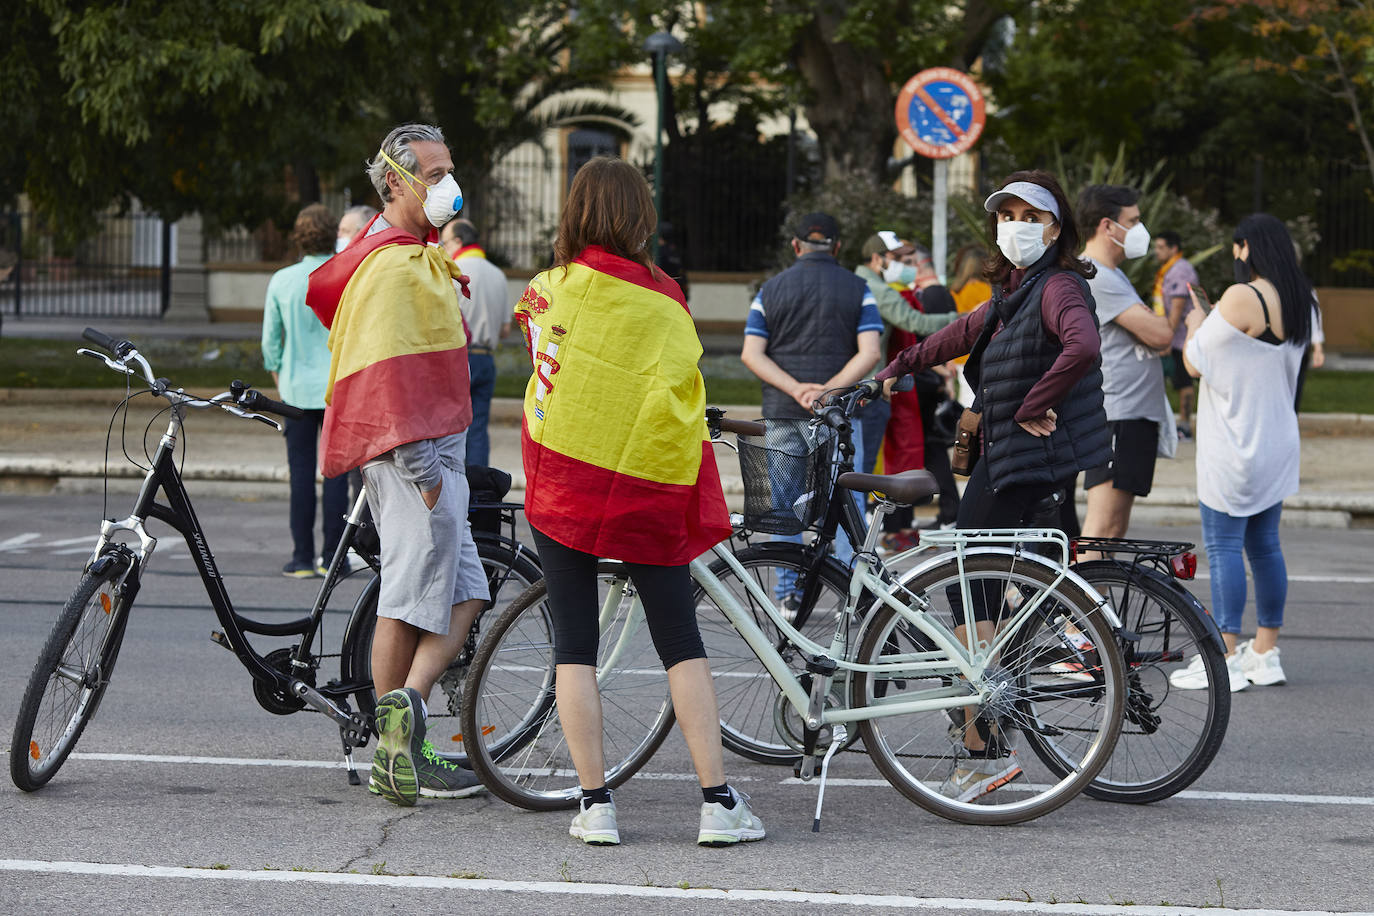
[{"left": 793, "top": 212, "right": 840, "bottom": 244}]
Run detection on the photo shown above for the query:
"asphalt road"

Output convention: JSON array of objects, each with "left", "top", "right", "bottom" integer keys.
[{"left": 1, "top": 492, "right": 1371, "bottom": 915}]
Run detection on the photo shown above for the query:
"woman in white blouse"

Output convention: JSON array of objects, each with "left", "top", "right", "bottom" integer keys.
[{"left": 1175, "top": 213, "right": 1315, "bottom": 692}]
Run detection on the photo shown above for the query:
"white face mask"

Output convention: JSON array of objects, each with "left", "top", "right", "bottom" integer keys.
[
  {"left": 335, "top": 236, "right": 349, "bottom": 254},
  {"left": 419, "top": 173, "right": 463, "bottom": 228},
  {"left": 882, "top": 260, "right": 917, "bottom": 284},
  {"left": 1113, "top": 220, "right": 1150, "bottom": 260},
  {"left": 381, "top": 149, "right": 464, "bottom": 228},
  {"left": 997, "top": 221, "right": 1052, "bottom": 268}
]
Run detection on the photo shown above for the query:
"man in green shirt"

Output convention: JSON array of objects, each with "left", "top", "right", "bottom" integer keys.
[
  {"left": 261, "top": 203, "right": 349, "bottom": 578},
  {"left": 853, "top": 231, "right": 960, "bottom": 473}
]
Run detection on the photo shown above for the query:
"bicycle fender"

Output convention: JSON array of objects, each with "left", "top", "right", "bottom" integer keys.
[
  {"left": 339, "top": 572, "right": 382, "bottom": 681},
  {"left": 894, "top": 546, "right": 1124, "bottom": 630},
  {"left": 721, "top": 540, "right": 853, "bottom": 583},
  {"left": 1086, "top": 561, "right": 1226, "bottom": 656}
]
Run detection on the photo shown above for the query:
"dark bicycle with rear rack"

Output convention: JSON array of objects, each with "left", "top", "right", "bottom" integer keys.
[{"left": 9, "top": 329, "right": 539, "bottom": 793}]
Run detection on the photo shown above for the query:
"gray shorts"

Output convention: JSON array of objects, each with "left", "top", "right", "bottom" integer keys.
[{"left": 362, "top": 459, "right": 489, "bottom": 635}]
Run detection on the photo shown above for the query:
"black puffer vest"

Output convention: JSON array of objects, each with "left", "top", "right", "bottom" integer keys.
[
  {"left": 757, "top": 252, "right": 872, "bottom": 420},
  {"left": 974, "top": 268, "right": 1111, "bottom": 491}
]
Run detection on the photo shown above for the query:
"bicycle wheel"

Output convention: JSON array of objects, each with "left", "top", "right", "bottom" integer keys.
[
  {"left": 461, "top": 564, "right": 676, "bottom": 811},
  {"left": 11, "top": 562, "right": 133, "bottom": 791},
  {"left": 1069, "top": 561, "right": 1230, "bottom": 803},
  {"left": 344, "top": 537, "right": 543, "bottom": 749},
  {"left": 852, "top": 552, "right": 1124, "bottom": 825},
  {"left": 695, "top": 543, "right": 855, "bottom": 765}
]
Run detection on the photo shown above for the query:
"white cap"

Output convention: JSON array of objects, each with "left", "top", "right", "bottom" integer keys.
[
  {"left": 984, "top": 181, "right": 1061, "bottom": 221},
  {"left": 876, "top": 230, "right": 904, "bottom": 251}
]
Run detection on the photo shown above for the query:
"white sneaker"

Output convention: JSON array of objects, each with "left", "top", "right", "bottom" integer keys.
[
  {"left": 1224, "top": 651, "right": 1250, "bottom": 692},
  {"left": 1170, "top": 651, "right": 1249, "bottom": 692},
  {"left": 1168, "top": 653, "right": 1209, "bottom": 690},
  {"left": 941, "top": 749, "right": 1023, "bottom": 802},
  {"left": 698, "top": 787, "right": 765, "bottom": 846},
  {"left": 1238, "top": 641, "right": 1287, "bottom": 686},
  {"left": 570, "top": 799, "right": 620, "bottom": 846}
]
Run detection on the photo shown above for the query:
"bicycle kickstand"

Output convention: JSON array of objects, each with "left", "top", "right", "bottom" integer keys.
[
  {"left": 811, "top": 725, "right": 847, "bottom": 833},
  {"left": 341, "top": 730, "right": 361, "bottom": 786}
]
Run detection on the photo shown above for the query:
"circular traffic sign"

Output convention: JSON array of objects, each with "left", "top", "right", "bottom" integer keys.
[{"left": 895, "top": 68, "right": 986, "bottom": 160}]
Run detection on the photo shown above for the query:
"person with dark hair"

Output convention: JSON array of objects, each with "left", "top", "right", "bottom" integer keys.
[
  {"left": 744, "top": 211, "right": 884, "bottom": 606},
  {"left": 516, "top": 157, "right": 764, "bottom": 847},
  {"left": 1151, "top": 230, "right": 1200, "bottom": 437},
  {"left": 261, "top": 203, "right": 348, "bottom": 579},
  {"left": 441, "top": 218, "right": 509, "bottom": 466},
  {"left": 877, "top": 170, "right": 1111, "bottom": 801},
  {"left": 1173, "top": 213, "right": 1315, "bottom": 692},
  {"left": 1077, "top": 184, "right": 1175, "bottom": 546}
]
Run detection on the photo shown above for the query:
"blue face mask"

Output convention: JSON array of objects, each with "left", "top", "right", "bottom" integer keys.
[{"left": 883, "top": 260, "right": 917, "bottom": 285}]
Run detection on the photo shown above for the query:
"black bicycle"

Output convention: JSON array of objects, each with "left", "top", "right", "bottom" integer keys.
[{"left": 9, "top": 329, "right": 540, "bottom": 792}]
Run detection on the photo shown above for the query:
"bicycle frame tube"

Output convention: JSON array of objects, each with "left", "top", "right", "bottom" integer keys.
[
  {"left": 694, "top": 548, "right": 985, "bottom": 727},
  {"left": 95, "top": 419, "right": 317, "bottom": 696}
]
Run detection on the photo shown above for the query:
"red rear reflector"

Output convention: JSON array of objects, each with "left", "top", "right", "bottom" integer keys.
[{"left": 1171, "top": 553, "right": 1197, "bottom": 580}]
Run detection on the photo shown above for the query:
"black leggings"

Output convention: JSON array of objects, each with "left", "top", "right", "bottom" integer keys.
[
  {"left": 950, "top": 460, "right": 1075, "bottom": 625},
  {"left": 531, "top": 527, "right": 706, "bottom": 669}
]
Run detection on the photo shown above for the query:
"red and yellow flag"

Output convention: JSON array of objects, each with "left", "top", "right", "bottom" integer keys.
[
  {"left": 517, "top": 246, "right": 730, "bottom": 565},
  {"left": 307, "top": 219, "right": 472, "bottom": 477}
]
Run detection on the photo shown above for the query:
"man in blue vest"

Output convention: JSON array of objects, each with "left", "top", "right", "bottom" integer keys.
[{"left": 741, "top": 212, "right": 883, "bottom": 608}]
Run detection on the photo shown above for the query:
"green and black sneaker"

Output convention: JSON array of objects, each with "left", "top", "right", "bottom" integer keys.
[
  {"left": 415, "top": 740, "right": 485, "bottom": 798},
  {"left": 369, "top": 688, "right": 425, "bottom": 807}
]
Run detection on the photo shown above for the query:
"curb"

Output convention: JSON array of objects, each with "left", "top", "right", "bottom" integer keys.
[{"left": 4, "top": 388, "right": 1373, "bottom": 436}]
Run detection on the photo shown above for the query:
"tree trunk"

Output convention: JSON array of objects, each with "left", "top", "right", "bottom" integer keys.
[{"left": 792, "top": 8, "right": 894, "bottom": 186}]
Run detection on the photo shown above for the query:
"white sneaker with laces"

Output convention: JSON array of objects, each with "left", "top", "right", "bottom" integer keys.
[
  {"left": 941, "top": 749, "right": 1023, "bottom": 802},
  {"left": 1238, "top": 641, "right": 1287, "bottom": 686},
  {"left": 697, "top": 787, "right": 765, "bottom": 846},
  {"left": 570, "top": 799, "right": 620, "bottom": 846},
  {"left": 1170, "top": 649, "right": 1249, "bottom": 692}
]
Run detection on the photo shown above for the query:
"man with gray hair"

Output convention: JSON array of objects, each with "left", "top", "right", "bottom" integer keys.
[
  {"left": 308, "top": 123, "right": 487, "bottom": 806},
  {"left": 336, "top": 204, "right": 378, "bottom": 252},
  {"left": 441, "top": 218, "right": 510, "bottom": 466}
]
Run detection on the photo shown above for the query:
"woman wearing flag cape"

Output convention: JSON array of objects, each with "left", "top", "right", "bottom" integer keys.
[{"left": 516, "top": 157, "right": 764, "bottom": 848}]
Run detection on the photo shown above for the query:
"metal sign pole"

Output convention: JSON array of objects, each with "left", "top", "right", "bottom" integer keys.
[{"left": 933, "top": 159, "right": 948, "bottom": 286}]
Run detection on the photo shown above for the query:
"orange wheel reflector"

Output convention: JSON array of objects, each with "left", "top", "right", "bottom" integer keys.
[
  {"left": 451, "top": 734, "right": 464, "bottom": 743},
  {"left": 100, "top": 592, "right": 111, "bottom": 614},
  {"left": 29, "top": 741, "right": 40, "bottom": 760},
  {"left": 482, "top": 725, "right": 495, "bottom": 736}
]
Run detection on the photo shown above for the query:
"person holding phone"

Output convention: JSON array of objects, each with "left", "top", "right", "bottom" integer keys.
[{"left": 1175, "top": 213, "right": 1314, "bottom": 692}]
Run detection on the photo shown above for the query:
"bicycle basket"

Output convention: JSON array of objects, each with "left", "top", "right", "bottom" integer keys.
[{"left": 736, "top": 423, "right": 837, "bottom": 535}]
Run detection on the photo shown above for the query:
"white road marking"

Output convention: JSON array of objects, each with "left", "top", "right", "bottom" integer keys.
[
  {"left": 0, "top": 860, "right": 1353, "bottom": 914},
  {"left": 65, "top": 753, "right": 1374, "bottom": 806},
  {"left": 0, "top": 533, "right": 41, "bottom": 552}
]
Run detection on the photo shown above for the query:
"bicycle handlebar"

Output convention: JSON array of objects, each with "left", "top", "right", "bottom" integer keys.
[{"left": 78, "top": 329, "right": 297, "bottom": 429}]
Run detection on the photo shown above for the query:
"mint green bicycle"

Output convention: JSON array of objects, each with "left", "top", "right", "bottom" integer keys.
[{"left": 458, "top": 391, "right": 1127, "bottom": 826}]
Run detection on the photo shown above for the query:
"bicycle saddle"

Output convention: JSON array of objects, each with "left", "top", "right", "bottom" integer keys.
[{"left": 835, "top": 469, "right": 938, "bottom": 506}]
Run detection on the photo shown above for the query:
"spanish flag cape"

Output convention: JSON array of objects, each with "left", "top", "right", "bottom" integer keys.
[
  {"left": 306, "top": 216, "right": 472, "bottom": 478},
  {"left": 517, "top": 245, "right": 731, "bottom": 565}
]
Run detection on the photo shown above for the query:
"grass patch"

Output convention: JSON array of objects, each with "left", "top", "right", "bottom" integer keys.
[{"left": 5, "top": 336, "right": 1366, "bottom": 415}]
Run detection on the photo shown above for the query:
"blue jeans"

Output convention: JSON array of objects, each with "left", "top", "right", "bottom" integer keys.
[
  {"left": 1198, "top": 500, "right": 1287, "bottom": 635},
  {"left": 283, "top": 409, "right": 348, "bottom": 566},
  {"left": 768, "top": 417, "right": 864, "bottom": 599},
  {"left": 466, "top": 352, "right": 496, "bottom": 467}
]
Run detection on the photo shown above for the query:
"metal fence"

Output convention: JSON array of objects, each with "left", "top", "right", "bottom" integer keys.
[
  {"left": 1135, "top": 153, "right": 1374, "bottom": 287},
  {"left": 0, "top": 209, "right": 172, "bottom": 318}
]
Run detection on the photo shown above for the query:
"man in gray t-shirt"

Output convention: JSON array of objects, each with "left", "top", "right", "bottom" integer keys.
[{"left": 1077, "top": 185, "right": 1175, "bottom": 542}]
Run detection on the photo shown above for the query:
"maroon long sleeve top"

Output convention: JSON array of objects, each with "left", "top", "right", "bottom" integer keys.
[{"left": 875, "top": 270, "right": 1101, "bottom": 424}]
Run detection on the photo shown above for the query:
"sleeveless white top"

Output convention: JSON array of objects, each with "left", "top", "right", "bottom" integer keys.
[{"left": 1184, "top": 312, "right": 1303, "bottom": 517}]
